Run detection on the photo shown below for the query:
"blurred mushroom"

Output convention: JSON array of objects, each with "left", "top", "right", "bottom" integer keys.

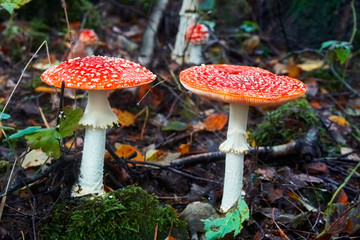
[{"left": 185, "top": 23, "right": 209, "bottom": 65}]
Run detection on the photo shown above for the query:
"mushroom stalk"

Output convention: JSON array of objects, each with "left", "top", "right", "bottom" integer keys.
[
  {"left": 78, "top": 127, "right": 106, "bottom": 195},
  {"left": 79, "top": 90, "right": 118, "bottom": 128},
  {"left": 189, "top": 44, "right": 203, "bottom": 65},
  {"left": 75, "top": 90, "right": 118, "bottom": 196},
  {"left": 220, "top": 103, "right": 249, "bottom": 212}
]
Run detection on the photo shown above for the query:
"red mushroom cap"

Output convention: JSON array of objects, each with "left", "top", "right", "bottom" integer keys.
[
  {"left": 185, "top": 23, "right": 209, "bottom": 44},
  {"left": 41, "top": 56, "right": 156, "bottom": 90},
  {"left": 179, "top": 64, "right": 307, "bottom": 106},
  {"left": 79, "top": 29, "right": 98, "bottom": 45}
]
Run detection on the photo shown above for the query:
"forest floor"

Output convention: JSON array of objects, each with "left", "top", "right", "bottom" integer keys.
[{"left": 0, "top": 1, "right": 360, "bottom": 240}]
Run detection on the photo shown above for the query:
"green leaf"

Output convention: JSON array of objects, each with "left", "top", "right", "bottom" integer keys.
[
  {"left": 0, "top": 113, "right": 10, "bottom": 120},
  {"left": 334, "top": 47, "right": 351, "bottom": 65},
  {"left": 25, "top": 128, "right": 62, "bottom": 158},
  {"left": 58, "top": 107, "right": 83, "bottom": 138},
  {"left": 0, "top": 0, "right": 32, "bottom": 14},
  {"left": 162, "top": 121, "right": 187, "bottom": 131},
  {"left": 320, "top": 40, "right": 338, "bottom": 51},
  {"left": 203, "top": 200, "right": 249, "bottom": 240},
  {"left": 240, "top": 20, "right": 260, "bottom": 33},
  {"left": 7, "top": 126, "right": 42, "bottom": 140}
]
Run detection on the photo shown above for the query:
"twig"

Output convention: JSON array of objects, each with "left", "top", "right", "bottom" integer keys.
[
  {"left": 0, "top": 153, "right": 79, "bottom": 199},
  {"left": 349, "top": 0, "right": 357, "bottom": 44}
]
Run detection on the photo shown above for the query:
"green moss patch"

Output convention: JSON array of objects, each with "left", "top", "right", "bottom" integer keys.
[{"left": 40, "top": 186, "right": 187, "bottom": 240}]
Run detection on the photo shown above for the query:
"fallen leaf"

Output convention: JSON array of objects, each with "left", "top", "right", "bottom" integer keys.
[
  {"left": 21, "top": 149, "right": 51, "bottom": 169},
  {"left": 115, "top": 143, "right": 144, "bottom": 162},
  {"left": 32, "top": 55, "right": 59, "bottom": 70},
  {"left": 334, "top": 189, "right": 348, "bottom": 204},
  {"left": 255, "top": 167, "right": 276, "bottom": 180},
  {"left": 273, "top": 57, "right": 300, "bottom": 78},
  {"left": 112, "top": 108, "right": 137, "bottom": 127},
  {"left": 204, "top": 113, "right": 228, "bottom": 131},
  {"left": 178, "top": 140, "right": 191, "bottom": 155},
  {"left": 340, "top": 147, "right": 360, "bottom": 161},
  {"left": 34, "top": 86, "right": 61, "bottom": 93},
  {"left": 328, "top": 115, "right": 350, "bottom": 127},
  {"left": 267, "top": 186, "right": 283, "bottom": 203},
  {"left": 305, "top": 162, "right": 328, "bottom": 174},
  {"left": 145, "top": 149, "right": 181, "bottom": 165},
  {"left": 297, "top": 59, "right": 325, "bottom": 71},
  {"left": 287, "top": 190, "right": 317, "bottom": 212},
  {"left": 310, "top": 99, "right": 322, "bottom": 109}
]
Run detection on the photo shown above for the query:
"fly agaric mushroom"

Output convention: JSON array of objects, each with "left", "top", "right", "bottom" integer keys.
[
  {"left": 41, "top": 56, "right": 156, "bottom": 196},
  {"left": 179, "top": 64, "right": 307, "bottom": 212},
  {"left": 185, "top": 23, "right": 209, "bottom": 65}
]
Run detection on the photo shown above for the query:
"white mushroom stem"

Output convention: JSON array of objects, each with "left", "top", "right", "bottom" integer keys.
[
  {"left": 73, "top": 90, "right": 119, "bottom": 196},
  {"left": 219, "top": 103, "right": 249, "bottom": 212},
  {"left": 78, "top": 127, "right": 106, "bottom": 195},
  {"left": 188, "top": 44, "right": 203, "bottom": 65}
]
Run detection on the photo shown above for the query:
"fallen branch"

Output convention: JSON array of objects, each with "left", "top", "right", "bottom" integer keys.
[{"left": 171, "top": 128, "right": 321, "bottom": 168}]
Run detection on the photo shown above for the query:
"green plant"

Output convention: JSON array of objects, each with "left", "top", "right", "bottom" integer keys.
[
  {"left": 7, "top": 107, "right": 83, "bottom": 158},
  {"left": 39, "top": 186, "right": 187, "bottom": 240},
  {"left": 203, "top": 199, "right": 249, "bottom": 240},
  {"left": 0, "top": 0, "right": 31, "bottom": 14},
  {"left": 316, "top": 161, "right": 360, "bottom": 239}
]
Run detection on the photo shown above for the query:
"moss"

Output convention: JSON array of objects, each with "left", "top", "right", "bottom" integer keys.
[
  {"left": 39, "top": 186, "right": 187, "bottom": 240},
  {"left": 248, "top": 99, "right": 338, "bottom": 153}
]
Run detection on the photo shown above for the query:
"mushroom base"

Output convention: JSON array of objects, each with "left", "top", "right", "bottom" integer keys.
[
  {"left": 73, "top": 127, "right": 106, "bottom": 196},
  {"left": 220, "top": 152, "right": 244, "bottom": 212}
]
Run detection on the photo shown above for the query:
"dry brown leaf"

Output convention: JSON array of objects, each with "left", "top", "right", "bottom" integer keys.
[
  {"left": 305, "top": 162, "right": 328, "bottom": 174},
  {"left": 334, "top": 189, "right": 348, "bottom": 204},
  {"left": 310, "top": 99, "right": 322, "bottom": 109},
  {"left": 204, "top": 113, "right": 228, "bottom": 131},
  {"left": 255, "top": 167, "right": 276, "bottom": 180},
  {"left": 273, "top": 57, "right": 300, "bottom": 78},
  {"left": 112, "top": 108, "right": 137, "bottom": 127}
]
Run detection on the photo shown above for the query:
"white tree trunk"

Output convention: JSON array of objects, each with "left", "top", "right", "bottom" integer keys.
[
  {"left": 139, "top": 0, "right": 169, "bottom": 66},
  {"left": 172, "top": 0, "right": 199, "bottom": 64}
]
